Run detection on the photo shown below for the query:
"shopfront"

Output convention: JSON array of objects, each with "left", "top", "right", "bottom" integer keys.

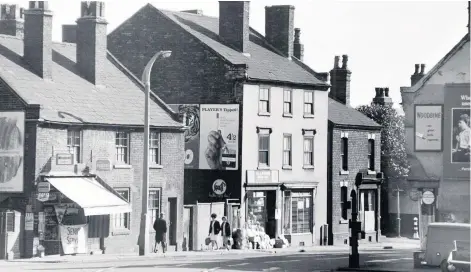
[{"left": 35, "top": 172, "right": 131, "bottom": 256}]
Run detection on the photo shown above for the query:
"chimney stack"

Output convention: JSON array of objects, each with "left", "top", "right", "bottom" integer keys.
[
  {"left": 62, "top": 24, "right": 76, "bottom": 43},
  {"left": 265, "top": 5, "right": 295, "bottom": 58},
  {"left": 218, "top": 1, "right": 250, "bottom": 53},
  {"left": 329, "top": 55, "right": 352, "bottom": 106},
  {"left": 23, "top": 1, "right": 53, "bottom": 79},
  {"left": 372, "top": 87, "right": 393, "bottom": 107},
  {"left": 76, "top": 1, "right": 107, "bottom": 86},
  {"left": 293, "top": 28, "right": 304, "bottom": 61},
  {"left": 410, "top": 63, "right": 426, "bottom": 86},
  {"left": 0, "top": 4, "right": 24, "bottom": 37}
]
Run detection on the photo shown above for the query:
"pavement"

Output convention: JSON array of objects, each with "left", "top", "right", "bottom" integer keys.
[{"left": 0, "top": 237, "right": 425, "bottom": 272}]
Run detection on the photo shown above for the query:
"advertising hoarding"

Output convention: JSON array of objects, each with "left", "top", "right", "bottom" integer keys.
[
  {"left": 443, "top": 83, "right": 471, "bottom": 178},
  {"left": 414, "top": 105, "right": 443, "bottom": 151},
  {"left": 0, "top": 111, "right": 24, "bottom": 192}
]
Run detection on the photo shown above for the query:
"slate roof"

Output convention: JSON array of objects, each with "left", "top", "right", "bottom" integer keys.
[
  {"left": 328, "top": 98, "right": 381, "bottom": 128},
  {"left": 0, "top": 34, "right": 182, "bottom": 128},
  {"left": 147, "top": 6, "right": 328, "bottom": 87}
]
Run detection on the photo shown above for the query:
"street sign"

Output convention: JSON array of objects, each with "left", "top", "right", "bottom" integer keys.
[
  {"left": 37, "top": 182, "right": 50, "bottom": 193},
  {"left": 96, "top": 159, "right": 111, "bottom": 171},
  {"left": 422, "top": 191, "right": 435, "bottom": 205}
]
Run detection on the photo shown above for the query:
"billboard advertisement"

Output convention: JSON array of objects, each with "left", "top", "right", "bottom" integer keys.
[
  {"left": 170, "top": 104, "right": 239, "bottom": 170},
  {"left": 443, "top": 83, "right": 471, "bottom": 178},
  {"left": 414, "top": 105, "right": 443, "bottom": 151},
  {"left": 199, "top": 104, "right": 239, "bottom": 170},
  {"left": 0, "top": 111, "right": 24, "bottom": 192}
]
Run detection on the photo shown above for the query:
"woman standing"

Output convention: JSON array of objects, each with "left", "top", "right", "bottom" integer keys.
[{"left": 208, "top": 213, "right": 221, "bottom": 250}]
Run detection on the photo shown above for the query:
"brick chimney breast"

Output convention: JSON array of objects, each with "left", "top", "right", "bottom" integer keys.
[
  {"left": 329, "top": 55, "right": 352, "bottom": 106},
  {"left": 265, "top": 5, "right": 295, "bottom": 58},
  {"left": 410, "top": 63, "right": 425, "bottom": 86},
  {"left": 219, "top": 1, "right": 250, "bottom": 53},
  {"left": 0, "top": 4, "right": 24, "bottom": 37},
  {"left": 23, "top": 1, "right": 53, "bottom": 79},
  {"left": 76, "top": 1, "right": 108, "bottom": 86},
  {"left": 293, "top": 28, "right": 304, "bottom": 61},
  {"left": 62, "top": 24, "right": 76, "bottom": 43}
]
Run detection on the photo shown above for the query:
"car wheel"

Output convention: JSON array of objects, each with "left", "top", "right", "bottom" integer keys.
[{"left": 440, "top": 259, "right": 450, "bottom": 272}]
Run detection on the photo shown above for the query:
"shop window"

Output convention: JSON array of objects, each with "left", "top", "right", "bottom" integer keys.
[
  {"left": 340, "top": 186, "right": 348, "bottom": 220},
  {"left": 283, "top": 89, "right": 292, "bottom": 115},
  {"left": 258, "top": 129, "right": 271, "bottom": 167},
  {"left": 67, "top": 129, "right": 81, "bottom": 164},
  {"left": 259, "top": 87, "right": 270, "bottom": 114},
  {"left": 6, "top": 212, "right": 14, "bottom": 232},
  {"left": 283, "top": 134, "right": 292, "bottom": 167},
  {"left": 303, "top": 91, "right": 314, "bottom": 116},
  {"left": 149, "top": 188, "right": 161, "bottom": 227},
  {"left": 115, "top": 131, "right": 129, "bottom": 164},
  {"left": 149, "top": 131, "right": 161, "bottom": 165},
  {"left": 283, "top": 191, "right": 312, "bottom": 234},
  {"left": 341, "top": 135, "right": 349, "bottom": 171},
  {"left": 303, "top": 136, "right": 314, "bottom": 166},
  {"left": 368, "top": 139, "right": 375, "bottom": 171},
  {"left": 246, "top": 191, "right": 267, "bottom": 230},
  {"left": 112, "top": 188, "right": 130, "bottom": 230}
]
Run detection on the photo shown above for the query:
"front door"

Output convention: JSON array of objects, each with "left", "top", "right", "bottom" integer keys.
[
  {"left": 359, "top": 190, "right": 376, "bottom": 233},
  {"left": 167, "top": 198, "right": 177, "bottom": 246}
]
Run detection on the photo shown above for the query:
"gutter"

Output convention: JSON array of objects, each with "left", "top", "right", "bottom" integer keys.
[
  {"left": 246, "top": 77, "right": 330, "bottom": 91},
  {"left": 34, "top": 119, "right": 185, "bottom": 131}
]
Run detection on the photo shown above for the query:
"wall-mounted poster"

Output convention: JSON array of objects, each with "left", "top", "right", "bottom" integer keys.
[
  {"left": 443, "top": 83, "right": 471, "bottom": 178},
  {"left": 199, "top": 105, "right": 239, "bottom": 170},
  {"left": 414, "top": 105, "right": 443, "bottom": 151},
  {"left": 0, "top": 111, "right": 25, "bottom": 192},
  {"left": 169, "top": 104, "right": 201, "bottom": 169}
]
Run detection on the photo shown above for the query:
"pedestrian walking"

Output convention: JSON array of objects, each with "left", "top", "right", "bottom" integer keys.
[
  {"left": 153, "top": 212, "right": 167, "bottom": 253},
  {"left": 208, "top": 213, "right": 221, "bottom": 250},
  {"left": 221, "top": 216, "right": 231, "bottom": 250}
]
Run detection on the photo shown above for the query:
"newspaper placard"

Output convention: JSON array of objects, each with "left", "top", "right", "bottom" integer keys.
[{"left": 59, "top": 224, "right": 88, "bottom": 255}]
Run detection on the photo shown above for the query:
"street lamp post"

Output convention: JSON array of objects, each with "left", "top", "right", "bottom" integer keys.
[{"left": 139, "top": 50, "right": 172, "bottom": 256}]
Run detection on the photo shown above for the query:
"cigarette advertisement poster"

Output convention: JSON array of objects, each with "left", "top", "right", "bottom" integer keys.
[
  {"left": 443, "top": 83, "right": 471, "bottom": 178},
  {"left": 414, "top": 105, "right": 443, "bottom": 151},
  {"left": 199, "top": 104, "right": 239, "bottom": 170},
  {"left": 169, "top": 104, "right": 201, "bottom": 169}
]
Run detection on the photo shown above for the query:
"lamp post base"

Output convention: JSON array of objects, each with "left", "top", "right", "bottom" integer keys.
[{"left": 138, "top": 213, "right": 150, "bottom": 256}]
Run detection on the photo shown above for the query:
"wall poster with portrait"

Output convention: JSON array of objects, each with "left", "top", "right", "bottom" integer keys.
[{"left": 443, "top": 83, "right": 471, "bottom": 179}]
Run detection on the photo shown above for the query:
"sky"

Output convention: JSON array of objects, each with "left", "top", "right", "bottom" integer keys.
[{"left": 8, "top": 1, "right": 469, "bottom": 111}]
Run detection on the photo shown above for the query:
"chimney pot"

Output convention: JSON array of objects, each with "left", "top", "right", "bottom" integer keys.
[
  {"left": 375, "top": 87, "right": 381, "bottom": 97},
  {"left": 341, "top": 55, "right": 348, "bottom": 69},
  {"left": 385, "top": 87, "right": 390, "bottom": 97},
  {"left": 218, "top": 1, "right": 250, "bottom": 53},
  {"left": 294, "top": 28, "right": 300, "bottom": 43},
  {"left": 293, "top": 27, "right": 303, "bottom": 61},
  {"left": 372, "top": 87, "right": 393, "bottom": 106},
  {"left": 0, "top": 4, "right": 24, "bottom": 37},
  {"left": 23, "top": 1, "right": 53, "bottom": 79},
  {"left": 76, "top": 1, "right": 108, "bottom": 85},
  {"left": 420, "top": 64, "right": 425, "bottom": 75},
  {"left": 334, "top": 56, "right": 340, "bottom": 69},
  {"left": 265, "top": 5, "right": 295, "bottom": 58},
  {"left": 414, "top": 64, "right": 419, "bottom": 74}
]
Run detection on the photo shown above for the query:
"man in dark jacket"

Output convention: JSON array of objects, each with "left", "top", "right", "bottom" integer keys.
[
  {"left": 220, "top": 216, "right": 231, "bottom": 250},
  {"left": 153, "top": 212, "right": 167, "bottom": 253}
]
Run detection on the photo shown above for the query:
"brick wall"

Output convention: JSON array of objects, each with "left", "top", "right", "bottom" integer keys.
[
  {"left": 328, "top": 126, "right": 381, "bottom": 245},
  {"left": 31, "top": 125, "right": 184, "bottom": 254}
]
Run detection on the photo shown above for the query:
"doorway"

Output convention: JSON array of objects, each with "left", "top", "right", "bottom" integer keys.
[
  {"left": 167, "top": 198, "right": 177, "bottom": 246},
  {"left": 359, "top": 190, "right": 376, "bottom": 233}
]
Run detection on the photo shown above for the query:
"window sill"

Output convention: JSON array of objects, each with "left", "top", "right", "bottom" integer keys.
[
  {"left": 283, "top": 113, "right": 293, "bottom": 118},
  {"left": 114, "top": 164, "right": 132, "bottom": 169},
  {"left": 303, "top": 165, "right": 314, "bottom": 170},
  {"left": 150, "top": 164, "right": 163, "bottom": 169},
  {"left": 339, "top": 170, "right": 349, "bottom": 175},
  {"left": 258, "top": 112, "right": 271, "bottom": 117},
  {"left": 112, "top": 229, "right": 131, "bottom": 236},
  {"left": 282, "top": 165, "right": 292, "bottom": 170},
  {"left": 367, "top": 170, "right": 376, "bottom": 175},
  {"left": 303, "top": 114, "right": 315, "bottom": 119},
  {"left": 339, "top": 220, "right": 349, "bottom": 225},
  {"left": 257, "top": 165, "right": 270, "bottom": 170}
]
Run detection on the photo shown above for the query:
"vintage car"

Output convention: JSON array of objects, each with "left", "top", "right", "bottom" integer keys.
[{"left": 413, "top": 223, "right": 470, "bottom": 269}]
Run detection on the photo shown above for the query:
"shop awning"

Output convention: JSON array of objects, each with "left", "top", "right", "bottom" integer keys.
[{"left": 45, "top": 176, "right": 131, "bottom": 216}]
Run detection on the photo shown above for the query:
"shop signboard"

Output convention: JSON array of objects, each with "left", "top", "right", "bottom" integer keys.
[
  {"left": 184, "top": 170, "right": 241, "bottom": 204},
  {"left": 56, "top": 153, "right": 73, "bottom": 165},
  {"left": 37, "top": 193, "right": 50, "bottom": 202},
  {"left": 95, "top": 159, "right": 111, "bottom": 171},
  {"left": 443, "top": 83, "right": 471, "bottom": 178},
  {"left": 59, "top": 224, "right": 88, "bottom": 255},
  {"left": 0, "top": 111, "right": 25, "bottom": 192},
  {"left": 414, "top": 104, "right": 443, "bottom": 151},
  {"left": 37, "top": 182, "right": 50, "bottom": 193},
  {"left": 246, "top": 170, "right": 279, "bottom": 184}
]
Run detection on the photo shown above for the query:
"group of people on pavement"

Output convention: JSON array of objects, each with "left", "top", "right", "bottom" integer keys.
[{"left": 152, "top": 212, "right": 232, "bottom": 253}]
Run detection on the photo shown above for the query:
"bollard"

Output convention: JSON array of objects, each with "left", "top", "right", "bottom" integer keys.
[{"left": 413, "top": 217, "right": 419, "bottom": 240}]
